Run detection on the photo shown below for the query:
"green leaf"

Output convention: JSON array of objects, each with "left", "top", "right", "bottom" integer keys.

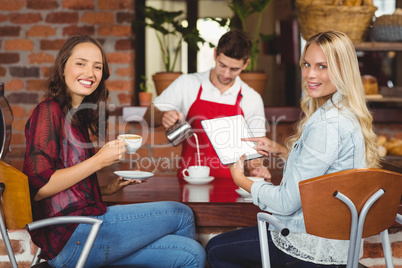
[
  {"left": 228, "top": 0, "right": 272, "bottom": 72},
  {"left": 134, "top": 5, "right": 216, "bottom": 72},
  {"left": 249, "top": 0, "right": 272, "bottom": 13}
]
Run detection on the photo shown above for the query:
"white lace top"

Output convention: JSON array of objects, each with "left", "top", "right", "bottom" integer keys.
[{"left": 271, "top": 231, "right": 349, "bottom": 264}]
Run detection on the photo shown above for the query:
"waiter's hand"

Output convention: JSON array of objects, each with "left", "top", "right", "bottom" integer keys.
[{"left": 162, "top": 110, "right": 183, "bottom": 129}]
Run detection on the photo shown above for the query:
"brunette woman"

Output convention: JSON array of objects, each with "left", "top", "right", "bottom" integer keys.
[{"left": 24, "top": 35, "right": 205, "bottom": 268}]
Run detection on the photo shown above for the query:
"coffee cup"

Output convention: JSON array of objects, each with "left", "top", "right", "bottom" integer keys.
[
  {"left": 118, "top": 134, "right": 142, "bottom": 154},
  {"left": 182, "top": 165, "right": 210, "bottom": 179}
]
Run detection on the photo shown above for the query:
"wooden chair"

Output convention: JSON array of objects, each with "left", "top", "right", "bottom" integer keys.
[
  {"left": 257, "top": 168, "right": 402, "bottom": 268},
  {"left": 0, "top": 161, "right": 103, "bottom": 268}
]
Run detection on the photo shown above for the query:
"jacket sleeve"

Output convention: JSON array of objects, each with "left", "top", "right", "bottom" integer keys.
[
  {"left": 251, "top": 119, "right": 340, "bottom": 215},
  {"left": 23, "top": 101, "right": 62, "bottom": 197}
]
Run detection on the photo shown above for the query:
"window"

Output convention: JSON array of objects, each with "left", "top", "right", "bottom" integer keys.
[{"left": 196, "top": 18, "right": 230, "bottom": 72}]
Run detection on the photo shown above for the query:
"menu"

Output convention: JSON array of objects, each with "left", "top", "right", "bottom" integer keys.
[{"left": 201, "top": 115, "right": 263, "bottom": 165}]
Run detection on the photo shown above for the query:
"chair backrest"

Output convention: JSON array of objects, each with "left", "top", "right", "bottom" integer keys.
[
  {"left": 299, "top": 168, "right": 402, "bottom": 240},
  {"left": 0, "top": 161, "right": 32, "bottom": 229}
]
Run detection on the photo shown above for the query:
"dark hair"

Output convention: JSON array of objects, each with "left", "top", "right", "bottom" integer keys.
[
  {"left": 216, "top": 30, "right": 251, "bottom": 62},
  {"left": 45, "top": 35, "right": 110, "bottom": 138}
]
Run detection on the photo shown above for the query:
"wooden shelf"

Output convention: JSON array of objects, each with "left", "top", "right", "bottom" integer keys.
[
  {"left": 367, "top": 87, "right": 402, "bottom": 103},
  {"left": 354, "top": 42, "right": 402, "bottom": 51},
  {"left": 367, "top": 97, "right": 402, "bottom": 102},
  {"left": 353, "top": 44, "right": 402, "bottom": 103}
]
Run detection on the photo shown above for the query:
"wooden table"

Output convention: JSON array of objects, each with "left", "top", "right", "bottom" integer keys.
[
  {"left": 101, "top": 175, "right": 263, "bottom": 227},
  {"left": 100, "top": 161, "right": 402, "bottom": 228}
]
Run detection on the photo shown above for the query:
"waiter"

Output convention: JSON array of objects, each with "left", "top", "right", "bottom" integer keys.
[{"left": 144, "top": 30, "right": 270, "bottom": 181}]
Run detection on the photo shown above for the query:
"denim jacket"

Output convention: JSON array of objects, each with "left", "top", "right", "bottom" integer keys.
[{"left": 251, "top": 91, "right": 367, "bottom": 233}]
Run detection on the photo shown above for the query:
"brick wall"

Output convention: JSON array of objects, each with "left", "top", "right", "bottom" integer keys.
[
  {"left": 0, "top": 229, "right": 34, "bottom": 268},
  {"left": 0, "top": 0, "right": 138, "bottom": 266},
  {"left": 1, "top": 0, "right": 135, "bottom": 171}
]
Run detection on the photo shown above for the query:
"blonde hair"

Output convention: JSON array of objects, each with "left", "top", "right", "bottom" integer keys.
[{"left": 286, "top": 31, "right": 380, "bottom": 168}]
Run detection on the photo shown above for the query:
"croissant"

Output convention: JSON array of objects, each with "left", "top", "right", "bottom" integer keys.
[
  {"left": 377, "top": 135, "right": 387, "bottom": 146},
  {"left": 384, "top": 138, "right": 402, "bottom": 151},
  {"left": 388, "top": 144, "right": 402, "bottom": 156}
]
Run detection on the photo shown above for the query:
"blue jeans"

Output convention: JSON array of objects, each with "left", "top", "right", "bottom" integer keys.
[
  {"left": 48, "top": 201, "right": 206, "bottom": 268},
  {"left": 206, "top": 225, "right": 346, "bottom": 268}
]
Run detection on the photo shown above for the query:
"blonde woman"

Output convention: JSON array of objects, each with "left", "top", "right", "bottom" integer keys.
[{"left": 206, "top": 31, "right": 380, "bottom": 267}]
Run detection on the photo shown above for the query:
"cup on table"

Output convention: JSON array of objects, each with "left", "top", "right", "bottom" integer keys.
[
  {"left": 118, "top": 134, "right": 142, "bottom": 154},
  {"left": 182, "top": 165, "right": 210, "bottom": 179}
]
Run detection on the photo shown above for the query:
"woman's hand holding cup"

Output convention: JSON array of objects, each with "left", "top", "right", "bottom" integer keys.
[
  {"left": 118, "top": 134, "right": 142, "bottom": 154},
  {"left": 94, "top": 139, "right": 126, "bottom": 168}
]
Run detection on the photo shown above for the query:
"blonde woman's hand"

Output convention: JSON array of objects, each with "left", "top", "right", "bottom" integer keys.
[
  {"left": 94, "top": 139, "right": 127, "bottom": 169},
  {"left": 229, "top": 155, "right": 253, "bottom": 192},
  {"left": 243, "top": 137, "right": 288, "bottom": 161}
]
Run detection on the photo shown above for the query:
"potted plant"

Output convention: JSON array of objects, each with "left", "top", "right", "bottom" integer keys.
[
  {"left": 228, "top": 0, "right": 272, "bottom": 97},
  {"left": 138, "top": 75, "right": 153, "bottom": 107},
  {"left": 134, "top": 6, "right": 214, "bottom": 95}
]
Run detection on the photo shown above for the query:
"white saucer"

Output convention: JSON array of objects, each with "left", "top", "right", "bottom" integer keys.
[
  {"left": 114, "top": 171, "right": 154, "bottom": 181},
  {"left": 247, "top": 177, "right": 264, "bottom": 182},
  {"left": 235, "top": 187, "right": 252, "bottom": 198},
  {"left": 236, "top": 197, "right": 253, "bottom": 203},
  {"left": 183, "top": 176, "right": 214, "bottom": 185}
]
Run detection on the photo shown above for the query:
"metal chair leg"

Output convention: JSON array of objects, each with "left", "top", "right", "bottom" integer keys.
[
  {"left": 257, "top": 212, "right": 289, "bottom": 268},
  {"left": 334, "top": 191, "right": 359, "bottom": 268},
  {"left": 380, "top": 229, "right": 394, "bottom": 268},
  {"left": 0, "top": 184, "right": 18, "bottom": 268},
  {"left": 353, "top": 189, "right": 385, "bottom": 268},
  {"left": 30, "top": 247, "right": 42, "bottom": 266}
]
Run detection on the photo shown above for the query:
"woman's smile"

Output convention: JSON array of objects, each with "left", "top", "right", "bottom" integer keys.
[{"left": 78, "top": 79, "right": 94, "bottom": 87}]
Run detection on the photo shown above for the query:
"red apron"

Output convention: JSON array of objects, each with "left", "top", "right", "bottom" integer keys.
[{"left": 178, "top": 85, "right": 244, "bottom": 181}]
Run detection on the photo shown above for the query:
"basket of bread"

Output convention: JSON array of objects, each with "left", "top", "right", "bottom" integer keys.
[
  {"left": 377, "top": 135, "right": 402, "bottom": 157},
  {"left": 372, "top": 8, "right": 402, "bottom": 42},
  {"left": 361, "top": 74, "right": 382, "bottom": 99},
  {"left": 296, "top": 0, "right": 377, "bottom": 42}
]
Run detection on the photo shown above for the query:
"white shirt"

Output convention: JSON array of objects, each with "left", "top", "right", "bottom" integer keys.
[{"left": 153, "top": 69, "right": 266, "bottom": 137}]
